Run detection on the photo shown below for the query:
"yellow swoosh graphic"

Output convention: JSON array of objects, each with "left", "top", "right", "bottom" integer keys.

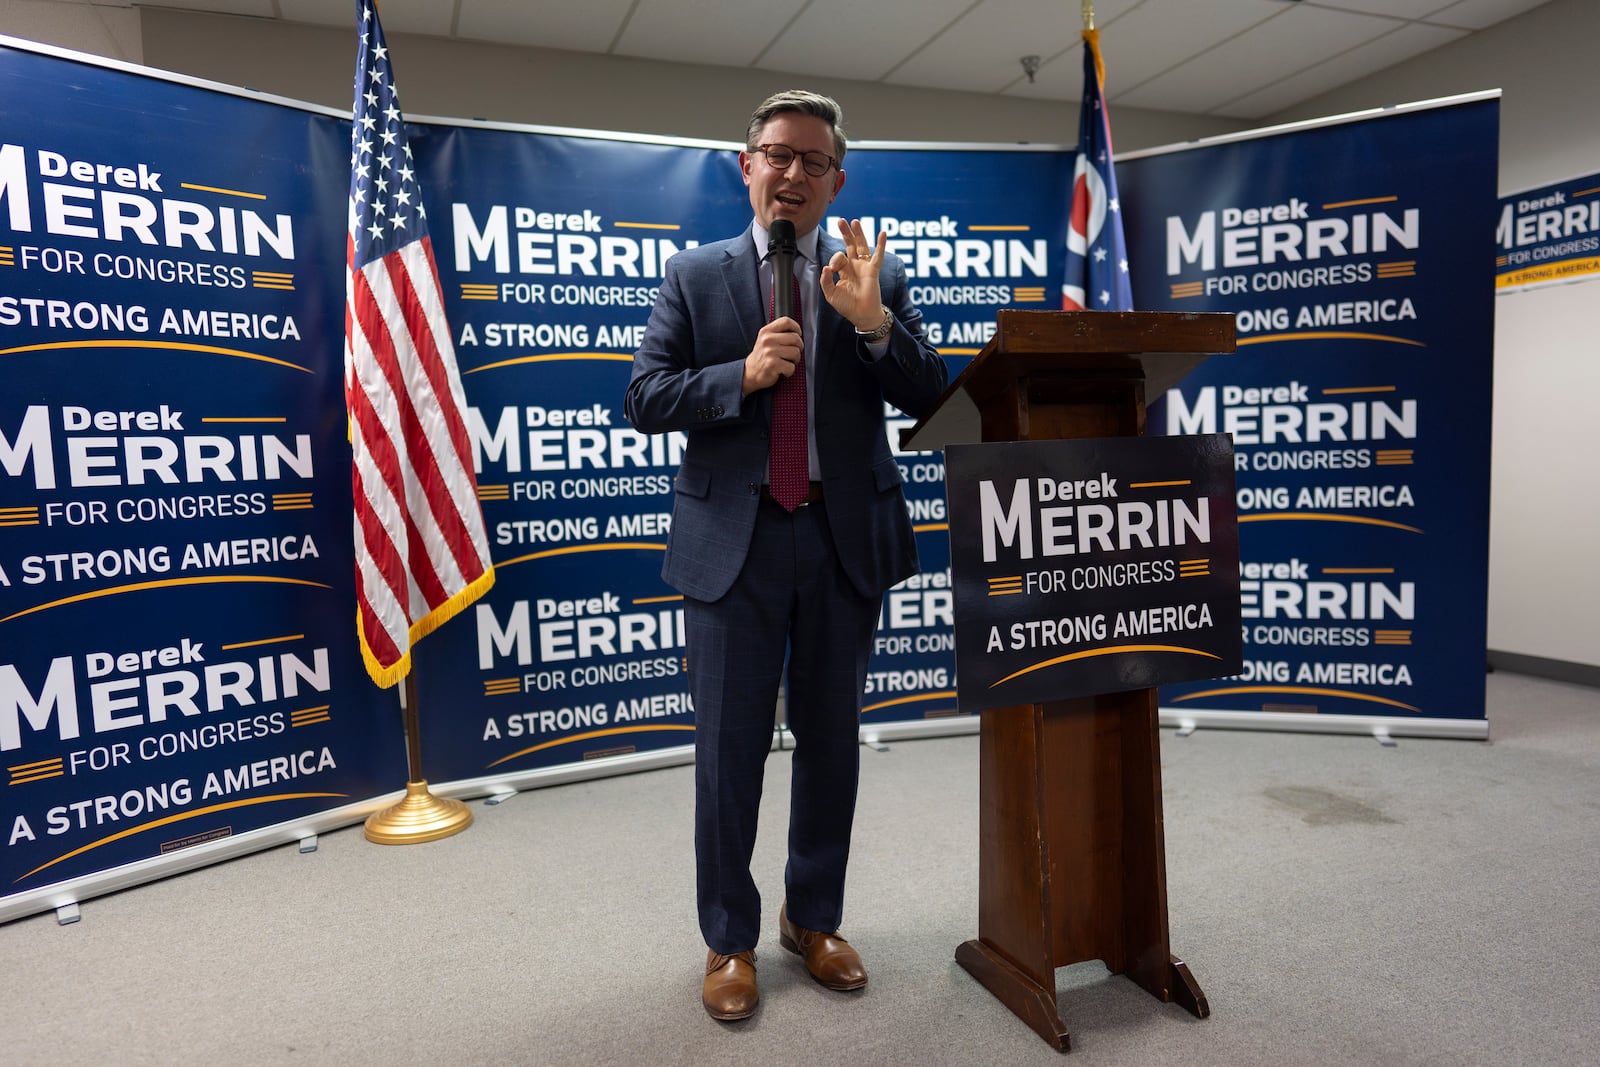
[
  {"left": 993, "top": 643, "right": 1220, "bottom": 688},
  {"left": 1169, "top": 684, "right": 1420, "bottom": 713},
  {"left": 1239, "top": 512, "right": 1422, "bottom": 534},
  {"left": 466, "top": 353, "right": 635, "bottom": 373},
  {"left": 496, "top": 542, "right": 665, "bottom": 568},
  {"left": 1, "top": 576, "right": 332, "bottom": 624},
  {"left": 487, "top": 724, "right": 694, "bottom": 768},
  {"left": 1323, "top": 196, "right": 1399, "bottom": 209},
  {"left": 16, "top": 792, "right": 346, "bottom": 882},
  {"left": 179, "top": 182, "right": 266, "bottom": 200},
  {"left": 1237, "top": 331, "right": 1424, "bottom": 347},
  {"left": 862, "top": 690, "right": 959, "bottom": 715},
  {"left": 0, "top": 338, "right": 312, "bottom": 373}
]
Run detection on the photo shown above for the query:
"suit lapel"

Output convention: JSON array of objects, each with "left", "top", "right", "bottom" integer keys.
[
  {"left": 718, "top": 230, "right": 763, "bottom": 356},
  {"left": 717, "top": 228, "right": 861, "bottom": 401}
]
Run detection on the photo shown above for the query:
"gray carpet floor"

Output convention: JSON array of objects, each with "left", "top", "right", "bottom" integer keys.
[{"left": 2, "top": 669, "right": 1596, "bottom": 1066}]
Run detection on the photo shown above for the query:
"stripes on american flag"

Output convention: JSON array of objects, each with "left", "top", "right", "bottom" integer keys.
[
  {"left": 1062, "top": 28, "right": 1133, "bottom": 312},
  {"left": 345, "top": 0, "right": 493, "bottom": 687}
]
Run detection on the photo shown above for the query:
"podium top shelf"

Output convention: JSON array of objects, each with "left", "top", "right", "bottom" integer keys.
[
  {"left": 982, "top": 309, "right": 1235, "bottom": 356},
  {"left": 900, "top": 310, "right": 1236, "bottom": 451}
]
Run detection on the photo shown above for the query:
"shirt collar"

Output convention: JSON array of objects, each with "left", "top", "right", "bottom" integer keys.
[{"left": 751, "top": 220, "right": 820, "bottom": 264}]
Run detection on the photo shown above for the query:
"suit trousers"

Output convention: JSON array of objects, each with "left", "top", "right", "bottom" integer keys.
[{"left": 687, "top": 494, "right": 879, "bottom": 955}]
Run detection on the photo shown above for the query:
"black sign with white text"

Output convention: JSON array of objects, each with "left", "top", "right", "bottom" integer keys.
[{"left": 945, "top": 434, "right": 1242, "bottom": 710}]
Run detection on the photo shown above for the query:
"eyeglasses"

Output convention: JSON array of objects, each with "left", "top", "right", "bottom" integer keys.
[{"left": 751, "top": 143, "right": 838, "bottom": 178}]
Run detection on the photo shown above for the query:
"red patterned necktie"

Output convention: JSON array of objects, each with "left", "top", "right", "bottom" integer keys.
[{"left": 767, "top": 270, "right": 808, "bottom": 511}]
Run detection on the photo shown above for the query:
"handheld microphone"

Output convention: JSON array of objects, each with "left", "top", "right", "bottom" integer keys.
[{"left": 768, "top": 218, "right": 797, "bottom": 323}]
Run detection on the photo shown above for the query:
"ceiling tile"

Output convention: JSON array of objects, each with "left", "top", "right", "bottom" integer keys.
[
  {"left": 1425, "top": 0, "right": 1551, "bottom": 31},
  {"left": 1212, "top": 21, "right": 1469, "bottom": 118},
  {"left": 1105, "top": 0, "right": 1286, "bottom": 98},
  {"left": 885, "top": 0, "right": 1131, "bottom": 95},
  {"left": 1300, "top": 0, "right": 1456, "bottom": 17},
  {"left": 612, "top": 0, "right": 806, "bottom": 65},
  {"left": 1116, "top": 3, "right": 1401, "bottom": 113},
  {"left": 455, "top": 0, "right": 635, "bottom": 51},
  {"left": 996, "top": 50, "right": 1085, "bottom": 101},
  {"left": 759, "top": 0, "right": 980, "bottom": 82},
  {"left": 1003, "top": 0, "right": 1284, "bottom": 101}
]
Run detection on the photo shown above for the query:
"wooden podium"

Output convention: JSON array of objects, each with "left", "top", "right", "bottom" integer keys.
[{"left": 902, "top": 310, "right": 1236, "bottom": 1052}]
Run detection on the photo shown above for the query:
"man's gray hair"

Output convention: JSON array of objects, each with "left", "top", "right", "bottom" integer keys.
[{"left": 746, "top": 90, "right": 847, "bottom": 164}]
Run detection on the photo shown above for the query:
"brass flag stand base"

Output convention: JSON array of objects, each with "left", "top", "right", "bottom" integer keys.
[
  {"left": 364, "top": 779, "right": 472, "bottom": 844},
  {"left": 365, "top": 672, "right": 472, "bottom": 845}
]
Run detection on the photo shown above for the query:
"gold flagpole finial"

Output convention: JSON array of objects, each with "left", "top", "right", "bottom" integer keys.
[{"left": 1082, "top": 0, "right": 1095, "bottom": 31}]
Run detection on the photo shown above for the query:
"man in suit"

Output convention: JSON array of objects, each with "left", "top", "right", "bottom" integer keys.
[{"left": 625, "top": 90, "right": 948, "bottom": 1021}]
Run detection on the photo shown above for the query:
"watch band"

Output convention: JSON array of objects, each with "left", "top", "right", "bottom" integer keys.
[{"left": 856, "top": 304, "right": 893, "bottom": 342}]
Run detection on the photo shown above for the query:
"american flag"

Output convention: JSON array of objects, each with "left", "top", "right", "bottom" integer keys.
[
  {"left": 1062, "top": 28, "right": 1133, "bottom": 312},
  {"left": 345, "top": 0, "right": 493, "bottom": 687}
]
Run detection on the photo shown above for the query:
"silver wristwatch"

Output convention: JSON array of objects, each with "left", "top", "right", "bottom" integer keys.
[{"left": 856, "top": 304, "right": 893, "bottom": 342}]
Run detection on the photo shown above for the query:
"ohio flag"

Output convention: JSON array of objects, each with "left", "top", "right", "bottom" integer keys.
[
  {"left": 345, "top": 0, "right": 493, "bottom": 687},
  {"left": 1062, "top": 28, "right": 1133, "bottom": 311}
]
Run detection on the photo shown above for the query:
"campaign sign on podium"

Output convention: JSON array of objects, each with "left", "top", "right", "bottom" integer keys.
[{"left": 944, "top": 433, "right": 1242, "bottom": 710}]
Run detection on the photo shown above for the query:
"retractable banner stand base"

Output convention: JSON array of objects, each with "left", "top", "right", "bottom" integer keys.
[{"left": 1158, "top": 707, "right": 1489, "bottom": 740}]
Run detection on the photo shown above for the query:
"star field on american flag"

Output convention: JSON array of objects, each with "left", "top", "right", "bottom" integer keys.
[
  {"left": 1062, "top": 29, "right": 1133, "bottom": 312},
  {"left": 350, "top": 3, "right": 426, "bottom": 267}
]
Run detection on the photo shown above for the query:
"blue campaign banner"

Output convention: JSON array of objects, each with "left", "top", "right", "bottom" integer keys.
[
  {"left": 1, "top": 43, "right": 400, "bottom": 912},
  {"left": 404, "top": 132, "right": 1075, "bottom": 775},
  {"left": 831, "top": 146, "right": 1074, "bottom": 732},
  {"left": 403, "top": 123, "right": 742, "bottom": 782},
  {"left": 1, "top": 41, "right": 1081, "bottom": 919},
  {"left": 2, "top": 35, "right": 1502, "bottom": 920},
  {"left": 1118, "top": 96, "right": 1499, "bottom": 731},
  {"left": 1495, "top": 172, "right": 1600, "bottom": 291}
]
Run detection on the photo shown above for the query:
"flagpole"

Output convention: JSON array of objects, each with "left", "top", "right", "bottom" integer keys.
[
  {"left": 1062, "top": 0, "right": 1132, "bottom": 312},
  {"left": 349, "top": 0, "right": 491, "bottom": 844},
  {"left": 364, "top": 670, "right": 474, "bottom": 843}
]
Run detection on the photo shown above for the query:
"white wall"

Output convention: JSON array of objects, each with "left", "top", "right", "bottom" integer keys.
[
  {"left": 9, "top": 0, "right": 1597, "bottom": 668},
  {"left": 1486, "top": 282, "right": 1600, "bottom": 666},
  {"left": 0, "top": 0, "right": 141, "bottom": 63},
  {"left": 1267, "top": 0, "right": 1599, "bottom": 669}
]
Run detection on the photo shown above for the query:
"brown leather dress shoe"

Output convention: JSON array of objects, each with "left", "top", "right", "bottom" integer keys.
[
  {"left": 703, "top": 948, "right": 758, "bottom": 1021},
  {"left": 778, "top": 903, "right": 868, "bottom": 991}
]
